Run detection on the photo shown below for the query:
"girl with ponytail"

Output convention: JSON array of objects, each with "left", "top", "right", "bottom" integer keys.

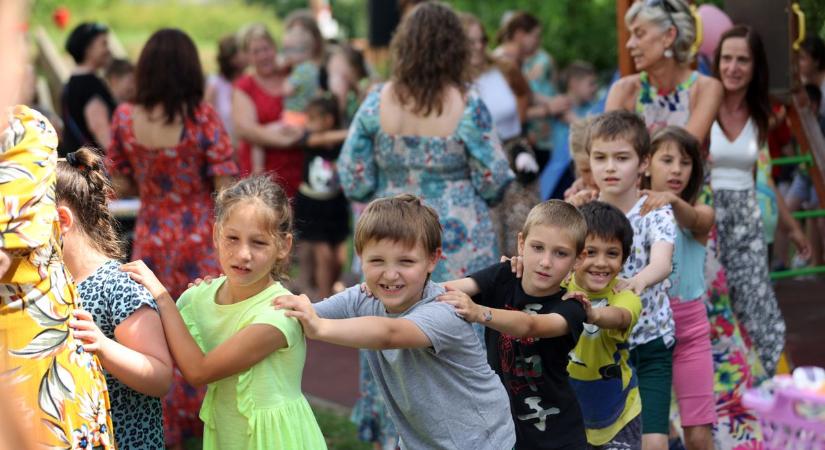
[{"left": 60, "top": 147, "right": 173, "bottom": 450}]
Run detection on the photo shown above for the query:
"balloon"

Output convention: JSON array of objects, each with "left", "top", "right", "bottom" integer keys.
[
  {"left": 698, "top": 4, "right": 733, "bottom": 59},
  {"left": 52, "top": 6, "right": 70, "bottom": 30}
]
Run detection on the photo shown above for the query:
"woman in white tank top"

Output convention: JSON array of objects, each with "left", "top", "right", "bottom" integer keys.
[{"left": 709, "top": 26, "right": 809, "bottom": 376}]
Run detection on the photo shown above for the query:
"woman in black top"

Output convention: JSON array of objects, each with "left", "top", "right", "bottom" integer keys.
[{"left": 59, "top": 22, "right": 116, "bottom": 156}]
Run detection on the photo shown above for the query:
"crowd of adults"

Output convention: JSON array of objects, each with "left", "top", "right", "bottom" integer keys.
[{"left": 4, "top": 0, "right": 825, "bottom": 449}]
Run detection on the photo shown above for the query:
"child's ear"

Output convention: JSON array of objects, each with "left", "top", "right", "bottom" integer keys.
[
  {"left": 56, "top": 205, "right": 74, "bottom": 235},
  {"left": 639, "top": 155, "right": 650, "bottom": 175},
  {"left": 517, "top": 232, "right": 525, "bottom": 256},
  {"left": 278, "top": 233, "right": 294, "bottom": 260},
  {"left": 573, "top": 250, "right": 585, "bottom": 270},
  {"left": 427, "top": 247, "right": 443, "bottom": 273}
]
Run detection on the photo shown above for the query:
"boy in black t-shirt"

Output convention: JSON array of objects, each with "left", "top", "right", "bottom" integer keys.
[{"left": 441, "top": 200, "right": 588, "bottom": 449}]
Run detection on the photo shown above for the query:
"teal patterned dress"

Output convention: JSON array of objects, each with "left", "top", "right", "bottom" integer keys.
[{"left": 338, "top": 85, "right": 514, "bottom": 281}]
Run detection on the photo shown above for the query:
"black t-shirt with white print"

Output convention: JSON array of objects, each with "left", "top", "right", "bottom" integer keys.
[{"left": 469, "top": 262, "right": 587, "bottom": 450}]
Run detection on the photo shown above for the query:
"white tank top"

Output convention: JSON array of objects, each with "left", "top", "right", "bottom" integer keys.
[
  {"left": 473, "top": 68, "right": 521, "bottom": 141},
  {"left": 709, "top": 118, "right": 758, "bottom": 191},
  {"left": 207, "top": 74, "right": 235, "bottom": 141}
]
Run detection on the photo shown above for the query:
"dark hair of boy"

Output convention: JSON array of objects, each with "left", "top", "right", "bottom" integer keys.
[
  {"left": 306, "top": 95, "right": 341, "bottom": 128},
  {"left": 802, "top": 35, "right": 825, "bottom": 71},
  {"left": 642, "top": 125, "right": 704, "bottom": 204},
  {"left": 105, "top": 58, "right": 134, "bottom": 79},
  {"left": 805, "top": 83, "right": 823, "bottom": 111},
  {"left": 579, "top": 201, "right": 633, "bottom": 265},
  {"left": 586, "top": 110, "right": 651, "bottom": 161},
  {"left": 559, "top": 60, "right": 595, "bottom": 93}
]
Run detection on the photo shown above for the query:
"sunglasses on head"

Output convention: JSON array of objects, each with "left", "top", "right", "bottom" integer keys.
[{"left": 644, "top": 0, "right": 680, "bottom": 39}]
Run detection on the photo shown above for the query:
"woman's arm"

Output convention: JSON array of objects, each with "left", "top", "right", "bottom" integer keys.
[
  {"left": 338, "top": 91, "right": 380, "bottom": 202},
  {"left": 232, "top": 89, "right": 302, "bottom": 148},
  {"left": 122, "top": 261, "right": 288, "bottom": 387},
  {"left": 684, "top": 77, "right": 723, "bottom": 142},
  {"left": 306, "top": 129, "right": 348, "bottom": 148},
  {"left": 84, "top": 97, "right": 111, "bottom": 151},
  {"left": 70, "top": 308, "right": 173, "bottom": 397},
  {"left": 772, "top": 183, "right": 812, "bottom": 259},
  {"left": 204, "top": 81, "right": 217, "bottom": 108},
  {"left": 604, "top": 76, "right": 638, "bottom": 112}
]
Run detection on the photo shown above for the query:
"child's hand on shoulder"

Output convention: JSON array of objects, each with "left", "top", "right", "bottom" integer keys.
[
  {"left": 500, "top": 255, "right": 523, "bottom": 278},
  {"left": 562, "top": 291, "right": 595, "bottom": 323},
  {"left": 69, "top": 309, "right": 110, "bottom": 354},
  {"left": 273, "top": 294, "right": 322, "bottom": 338},
  {"left": 437, "top": 286, "right": 484, "bottom": 323},
  {"left": 188, "top": 275, "right": 221, "bottom": 289},
  {"left": 567, "top": 189, "right": 598, "bottom": 208},
  {"left": 359, "top": 282, "right": 375, "bottom": 298},
  {"left": 639, "top": 189, "right": 675, "bottom": 216},
  {"left": 121, "top": 260, "right": 170, "bottom": 301},
  {"left": 615, "top": 276, "right": 646, "bottom": 296}
]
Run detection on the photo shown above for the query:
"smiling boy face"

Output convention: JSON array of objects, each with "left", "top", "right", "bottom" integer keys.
[
  {"left": 360, "top": 239, "right": 440, "bottom": 314},
  {"left": 574, "top": 234, "right": 624, "bottom": 292},
  {"left": 518, "top": 224, "right": 580, "bottom": 297}
]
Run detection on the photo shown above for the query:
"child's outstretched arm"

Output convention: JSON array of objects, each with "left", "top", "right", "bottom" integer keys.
[
  {"left": 69, "top": 309, "right": 173, "bottom": 397},
  {"left": 274, "top": 294, "right": 432, "bottom": 350},
  {"left": 619, "top": 241, "right": 673, "bottom": 295},
  {"left": 437, "top": 287, "right": 574, "bottom": 339},
  {"left": 122, "top": 261, "right": 288, "bottom": 387},
  {"left": 640, "top": 190, "right": 714, "bottom": 242}
]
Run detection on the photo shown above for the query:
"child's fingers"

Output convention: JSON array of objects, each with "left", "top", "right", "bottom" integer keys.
[
  {"left": 72, "top": 309, "right": 94, "bottom": 321},
  {"left": 67, "top": 319, "right": 95, "bottom": 332}
]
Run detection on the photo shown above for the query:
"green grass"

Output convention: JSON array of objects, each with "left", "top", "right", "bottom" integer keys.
[{"left": 29, "top": 0, "right": 284, "bottom": 72}]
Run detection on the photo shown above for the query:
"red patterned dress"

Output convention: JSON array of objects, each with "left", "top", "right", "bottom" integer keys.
[{"left": 106, "top": 102, "right": 238, "bottom": 446}]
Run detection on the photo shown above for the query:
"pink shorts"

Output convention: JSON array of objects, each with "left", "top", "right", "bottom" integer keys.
[{"left": 671, "top": 299, "right": 717, "bottom": 427}]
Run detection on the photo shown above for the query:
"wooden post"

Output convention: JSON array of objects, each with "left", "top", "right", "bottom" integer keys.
[
  {"left": 617, "top": 0, "right": 633, "bottom": 76},
  {"left": 787, "top": 96, "right": 825, "bottom": 208}
]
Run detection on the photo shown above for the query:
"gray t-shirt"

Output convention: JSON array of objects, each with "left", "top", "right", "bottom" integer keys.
[{"left": 314, "top": 282, "right": 516, "bottom": 450}]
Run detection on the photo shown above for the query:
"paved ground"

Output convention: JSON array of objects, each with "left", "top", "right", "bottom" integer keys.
[{"left": 302, "top": 278, "right": 825, "bottom": 409}]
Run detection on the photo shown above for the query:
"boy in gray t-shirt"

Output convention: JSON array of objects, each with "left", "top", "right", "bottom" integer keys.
[{"left": 275, "top": 195, "right": 515, "bottom": 450}]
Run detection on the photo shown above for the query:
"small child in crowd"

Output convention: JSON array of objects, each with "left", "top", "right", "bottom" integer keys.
[
  {"left": 584, "top": 110, "right": 677, "bottom": 450},
  {"left": 641, "top": 126, "right": 716, "bottom": 450},
  {"left": 105, "top": 58, "right": 135, "bottom": 104},
  {"left": 122, "top": 176, "right": 326, "bottom": 450},
  {"left": 274, "top": 194, "right": 516, "bottom": 450},
  {"left": 439, "top": 200, "right": 589, "bottom": 449},
  {"left": 564, "top": 117, "right": 597, "bottom": 201},
  {"left": 64, "top": 148, "right": 172, "bottom": 450},
  {"left": 294, "top": 96, "right": 350, "bottom": 298},
  {"left": 564, "top": 201, "right": 642, "bottom": 450}
]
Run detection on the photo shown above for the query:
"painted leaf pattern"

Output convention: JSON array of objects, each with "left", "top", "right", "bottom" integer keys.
[{"left": 0, "top": 106, "right": 114, "bottom": 448}]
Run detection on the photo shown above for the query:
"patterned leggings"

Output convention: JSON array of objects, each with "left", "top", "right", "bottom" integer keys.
[{"left": 714, "top": 188, "right": 785, "bottom": 375}]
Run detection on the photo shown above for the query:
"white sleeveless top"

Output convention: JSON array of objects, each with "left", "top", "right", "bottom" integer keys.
[
  {"left": 473, "top": 68, "right": 521, "bottom": 141},
  {"left": 207, "top": 74, "right": 235, "bottom": 141},
  {"left": 709, "top": 119, "right": 758, "bottom": 191}
]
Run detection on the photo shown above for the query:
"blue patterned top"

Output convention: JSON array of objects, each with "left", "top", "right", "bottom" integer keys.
[
  {"left": 668, "top": 227, "right": 707, "bottom": 303},
  {"left": 338, "top": 85, "right": 514, "bottom": 281},
  {"left": 77, "top": 260, "right": 163, "bottom": 450}
]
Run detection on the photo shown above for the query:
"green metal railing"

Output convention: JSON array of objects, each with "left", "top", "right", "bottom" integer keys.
[{"left": 768, "top": 152, "right": 825, "bottom": 280}]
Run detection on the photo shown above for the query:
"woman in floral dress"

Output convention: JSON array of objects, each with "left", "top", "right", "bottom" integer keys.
[
  {"left": 106, "top": 29, "right": 238, "bottom": 449},
  {"left": 0, "top": 105, "right": 115, "bottom": 449},
  {"left": 338, "top": 4, "right": 513, "bottom": 449}
]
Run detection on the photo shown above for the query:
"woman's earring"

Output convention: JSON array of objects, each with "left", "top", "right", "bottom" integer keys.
[{"left": 664, "top": 48, "right": 674, "bottom": 59}]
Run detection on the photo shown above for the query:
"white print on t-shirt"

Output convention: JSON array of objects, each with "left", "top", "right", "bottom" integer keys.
[
  {"left": 307, "top": 155, "right": 339, "bottom": 194},
  {"left": 523, "top": 304, "right": 542, "bottom": 315},
  {"left": 517, "top": 396, "right": 560, "bottom": 431}
]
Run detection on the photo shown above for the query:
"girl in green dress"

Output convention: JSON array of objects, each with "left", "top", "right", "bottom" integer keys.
[{"left": 122, "top": 175, "right": 327, "bottom": 450}]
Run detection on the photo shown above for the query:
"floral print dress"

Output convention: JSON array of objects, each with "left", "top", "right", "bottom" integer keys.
[
  {"left": 338, "top": 85, "right": 514, "bottom": 281},
  {"left": 0, "top": 105, "right": 115, "bottom": 449}
]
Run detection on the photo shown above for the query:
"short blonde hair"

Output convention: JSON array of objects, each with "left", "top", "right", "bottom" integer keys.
[
  {"left": 241, "top": 23, "right": 276, "bottom": 51},
  {"left": 354, "top": 194, "right": 442, "bottom": 255},
  {"left": 521, "top": 200, "right": 587, "bottom": 254}
]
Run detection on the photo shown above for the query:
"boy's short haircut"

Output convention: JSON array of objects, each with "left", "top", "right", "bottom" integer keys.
[
  {"left": 355, "top": 194, "right": 442, "bottom": 255},
  {"left": 579, "top": 201, "right": 633, "bottom": 264},
  {"left": 522, "top": 200, "right": 588, "bottom": 254},
  {"left": 105, "top": 58, "right": 134, "bottom": 79},
  {"left": 586, "top": 110, "right": 651, "bottom": 161},
  {"left": 306, "top": 95, "right": 341, "bottom": 128},
  {"left": 559, "top": 60, "right": 596, "bottom": 92},
  {"left": 569, "top": 117, "right": 593, "bottom": 159}
]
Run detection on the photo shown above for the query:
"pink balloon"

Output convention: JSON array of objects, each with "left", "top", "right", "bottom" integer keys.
[{"left": 698, "top": 4, "right": 734, "bottom": 58}]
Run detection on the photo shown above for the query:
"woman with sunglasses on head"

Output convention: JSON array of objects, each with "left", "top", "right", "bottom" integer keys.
[{"left": 606, "top": 0, "right": 722, "bottom": 142}]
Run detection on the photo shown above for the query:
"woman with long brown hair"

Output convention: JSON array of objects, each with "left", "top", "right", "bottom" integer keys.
[{"left": 106, "top": 28, "right": 238, "bottom": 449}]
